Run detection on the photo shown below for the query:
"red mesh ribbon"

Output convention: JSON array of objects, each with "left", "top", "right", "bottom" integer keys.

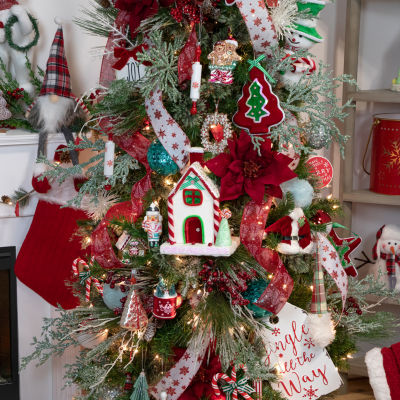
[
  {"left": 240, "top": 198, "right": 293, "bottom": 314},
  {"left": 91, "top": 132, "right": 152, "bottom": 270},
  {"left": 178, "top": 24, "right": 198, "bottom": 84},
  {"left": 100, "top": 33, "right": 117, "bottom": 87}
]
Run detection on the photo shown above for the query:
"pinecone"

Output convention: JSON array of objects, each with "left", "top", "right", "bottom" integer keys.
[{"left": 1, "top": 195, "right": 12, "bottom": 204}]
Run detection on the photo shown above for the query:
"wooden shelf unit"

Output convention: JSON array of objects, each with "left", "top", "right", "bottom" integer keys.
[{"left": 341, "top": 0, "right": 400, "bottom": 229}]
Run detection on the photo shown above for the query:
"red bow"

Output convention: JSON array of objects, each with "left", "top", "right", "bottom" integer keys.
[{"left": 112, "top": 44, "right": 151, "bottom": 70}]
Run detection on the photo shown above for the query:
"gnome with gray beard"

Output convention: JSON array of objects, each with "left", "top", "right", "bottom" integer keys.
[{"left": 27, "top": 19, "right": 88, "bottom": 193}]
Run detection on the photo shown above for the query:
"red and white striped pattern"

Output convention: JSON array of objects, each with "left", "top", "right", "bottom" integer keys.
[
  {"left": 213, "top": 199, "right": 221, "bottom": 242},
  {"left": 211, "top": 373, "right": 232, "bottom": 398},
  {"left": 72, "top": 257, "right": 103, "bottom": 302},
  {"left": 167, "top": 196, "right": 175, "bottom": 244},
  {"left": 253, "top": 378, "right": 262, "bottom": 400}
]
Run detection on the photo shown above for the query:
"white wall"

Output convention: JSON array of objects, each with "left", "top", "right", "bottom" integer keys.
[{"left": 0, "top": 1, "right": 105, "bottom": 399}]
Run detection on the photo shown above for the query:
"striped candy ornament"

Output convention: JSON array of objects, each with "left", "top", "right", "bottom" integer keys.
[
  {"left": 72, "top": 257, "right": 103, "bottom": 302},
  {"left": 213, "top": 199, "right": 221, "bottom": 242},
  {"left": 212, "top": 365, "right": 254, "bottom": 400},
  {"left": 167, "top": 196, "right": 175, "bottom": 244},
  {"left": 253, "top": 378, "right": 262, "bottom": 400}
]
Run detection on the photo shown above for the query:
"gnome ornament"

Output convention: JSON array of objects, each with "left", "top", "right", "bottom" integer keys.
[
  {"left": 27, "top": 19, "right": 88, "bottom": 193},
  {"left": 372, "top": 225, "right": 400, "bottom": 291},
  {"left": 0, "top": 1, "right": 38, "bottom": 94},
  {"left": 0, "top": 89, "right": 11, "bottom": 120},
  {"left": 281, "top": 0, "right": 325, "bottom": 87},
  {"left": 142, "top": 202, "right": 163, "bottom": 248}
]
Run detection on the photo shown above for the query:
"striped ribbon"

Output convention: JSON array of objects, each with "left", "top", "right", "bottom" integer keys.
[
  {"left": 253, "top": 378, "right": 262, "bottom": 400},
  {"left": 219, "top": 208, "right": 232, "bottom": 219},
  {"left": 179, "top": 175, "right": 205, "bottom": 191},
  {"left": 72, "top": 257, "right": 103, "bottom": 302},
  {"left": 212, "top": 365, "right": 254, "bottom": 400}
]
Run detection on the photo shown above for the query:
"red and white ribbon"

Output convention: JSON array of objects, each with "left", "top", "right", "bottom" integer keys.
[
  {"left": 225, "top": 0, "right": 278, "bottom": 57},
  {"left": 253, "top": 378, "right": 262, "bottom": 400},
  {"left": 149, "top": 335, "right": 210, "bottom": 399},
  {"left": 145, "top": 87, "right": 190, "bottom": 170},
  {"left": 315, "top": 232, "right": 348, "bottom": 311},
  {"left": 219, "top": 208, "right": 232, "bottom": 219},
  {"left": 72, "top": 257, "right": 103, "bottom": 302}
]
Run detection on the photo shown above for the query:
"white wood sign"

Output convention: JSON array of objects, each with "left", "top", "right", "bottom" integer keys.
[
  {"left": 262, "top": 303, "right": 342, "bottom": 400},
  {"left": 116, "top": 57, "right": 146, "bottom": 82}
]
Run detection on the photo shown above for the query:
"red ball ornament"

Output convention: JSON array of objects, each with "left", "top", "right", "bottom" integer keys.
[{"left": 104, "top": 184, "right": 112, "bottom": 191}]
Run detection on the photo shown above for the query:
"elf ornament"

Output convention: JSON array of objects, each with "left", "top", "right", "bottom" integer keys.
[
  {"left": 208, "top": 36, "right": 241, "bottom": 85},
  {"left": 142, "top": 202, "right": 163, "bottom": 248},
  {"left": 27, "top": 20, "right": 89, "bottom": 192},
  {"left": 153, "top": 279, "right": 182, "bottom": 320},
  {"left": 233, "top": 56, "right": 284, "bottom": 135},
  {"left": 281, "top": 0, "right": 325, "bottom": 87},
  {"left": 372, "top": 225, "right": 400, "bottom": 291}
]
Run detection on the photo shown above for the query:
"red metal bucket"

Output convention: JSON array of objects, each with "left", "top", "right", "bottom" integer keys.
[{"left": 366, "top": 114, "right": 400, "bottom": 195}]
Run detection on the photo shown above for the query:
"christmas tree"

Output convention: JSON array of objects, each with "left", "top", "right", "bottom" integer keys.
[{"left": 20, "top": 1, "right": 399, "bottom": 400}]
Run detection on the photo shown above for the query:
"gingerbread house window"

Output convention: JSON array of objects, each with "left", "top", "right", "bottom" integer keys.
[{"left": 183, "top": 189, "right": 203, "bottom": 206}]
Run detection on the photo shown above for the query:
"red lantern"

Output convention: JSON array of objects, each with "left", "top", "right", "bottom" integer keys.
[{"left": 365, "top": 114, "right": 400, "bottom": 195}]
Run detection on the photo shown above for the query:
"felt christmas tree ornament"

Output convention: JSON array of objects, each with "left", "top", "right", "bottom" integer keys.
[
  {"left": 131, "top": 371, "right": 150, "bottom": 400},
  {"left": 366, "top": 342, "right": 400, "bottom": 400}
]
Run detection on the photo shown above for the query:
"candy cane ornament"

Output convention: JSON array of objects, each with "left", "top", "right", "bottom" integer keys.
[
  {"left": 212, "top": 365, "right": 254, "bottom": 400},
  {"left": 72, "top": 257, "right": 103, "bottom": 302}
]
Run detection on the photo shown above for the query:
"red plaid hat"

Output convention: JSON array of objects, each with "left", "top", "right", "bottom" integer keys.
[
  {"left": 40, "top": 27, "right": 73, "bottom": 98},
  {"left": 0, "top": 0, "right": 18, "bottom": 11}
]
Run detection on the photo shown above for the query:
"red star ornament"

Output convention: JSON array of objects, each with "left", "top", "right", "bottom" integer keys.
[
  {"left": 233, "top": 66, "right": 284, "bottom": 135},
  {"left": 329, "top": 229, "right": 361, "bottom": 277}
]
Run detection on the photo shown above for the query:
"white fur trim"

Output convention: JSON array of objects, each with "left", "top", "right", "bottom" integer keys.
[
  {"left": 37, "top": 175, "right": 80, "bottom": 208},
  {"left": 289, "top": 207, "right": 304, "bottom": 221},
  {"left": 299, "top": 241, "right": 314, "bottom": 254},
  {"left": 277, "top": 241, "right": 300, "bottom": 254},
  {"left": 365, "top": 347, "right": 391, "bottom": 400},
  {"left": 160, "top": 237, "right": 240, "bottom": 257},
  {"left": 381, "top": 225, "right": 400, "bottom": 242},
  {"left": 33, "top": 162, "right": 49, "bottom": 177},
  {"left": 306, "top": 313, "right": 335, "bottom": 348},
  {"left": 37, "top": 95, "right": 75, "bottom": 133}
]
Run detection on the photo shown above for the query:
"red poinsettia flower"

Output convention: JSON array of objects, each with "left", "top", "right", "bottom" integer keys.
[
  {"left": 206, "top": 132, "right": 297, "bottom": 203},
  {"left": 114, "top": 0, "right": 159, "bottom": 37}
]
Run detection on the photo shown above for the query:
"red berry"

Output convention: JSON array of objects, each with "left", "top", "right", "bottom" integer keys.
[
  {"left": 356, "top": 309, "right": 362, "bottom": 315},
  {"left": 104, "top": 184, "right": 112, "bottom": 191}
]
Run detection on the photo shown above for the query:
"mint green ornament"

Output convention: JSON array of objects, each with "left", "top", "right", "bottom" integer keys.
[
  {"left": 131, "top": 371, "right": 150, "bottom": 400},
  {"left": 215, "top": 218, "right": 232, "bottom": 247}
]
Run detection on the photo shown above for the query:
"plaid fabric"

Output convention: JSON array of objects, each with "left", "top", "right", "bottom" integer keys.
[
  {"left": 311, "top": 250, "right": 328, "bottom": 314},
  {"left": 40, "top": 27, "right": 72, "bottom": 98},
  {"left": 381, "top": 253, "right": 399, "bottom": 276}
]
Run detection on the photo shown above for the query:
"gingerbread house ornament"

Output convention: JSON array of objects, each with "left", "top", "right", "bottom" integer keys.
[{"left": 160, "top": 148, "right": 240, "bottom": 256}]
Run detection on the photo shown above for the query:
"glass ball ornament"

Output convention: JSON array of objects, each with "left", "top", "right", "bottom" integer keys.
[
  {"left": 242, "top": 279, "right": 271, "bottom": 318},
  {"left": 102, "top": 283, "right": 128, "bottom": 310},
  {"left": 307, "top": 125, "right": 331, "bottom": 150},
  {"left": 147, "top": 140, "right": 179, "bottom": 175}
]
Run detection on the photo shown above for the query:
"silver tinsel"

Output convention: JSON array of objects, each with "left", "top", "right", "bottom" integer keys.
[{"left": 307, "top": 125, "right": 331, "bottom": 149}]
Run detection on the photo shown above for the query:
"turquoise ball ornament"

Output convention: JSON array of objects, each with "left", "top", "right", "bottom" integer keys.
[
  {"left": 242, "top": 280, "right": 271, "bottom": 318},
  {"left": 147, "top": 140, "right": 179, "bottom": 175},
  {"left": 102, "top": 283, "right": 127, "bottom": 310}
]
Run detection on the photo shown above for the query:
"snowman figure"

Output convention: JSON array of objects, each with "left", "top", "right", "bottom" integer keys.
[
  {"left": 0, "top": 1, "right": 37, "bottom": 94},
  {"left": 372, "top": 225, "right": 400, "bottom": 291},
  {"left": 281, "top": 0, "right": 325, "bottom": 87},
  {"left": 142, "top": 202, "right": 163, "bottom": 248}
]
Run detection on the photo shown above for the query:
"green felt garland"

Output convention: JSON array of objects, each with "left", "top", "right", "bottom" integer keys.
[{"left": 5, "top": 13, "right": 39, "bottom": 53}]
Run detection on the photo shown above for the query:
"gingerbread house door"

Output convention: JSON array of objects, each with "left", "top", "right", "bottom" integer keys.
[{"left": 184, "top": 217, "right": 203, "bottom": 244}]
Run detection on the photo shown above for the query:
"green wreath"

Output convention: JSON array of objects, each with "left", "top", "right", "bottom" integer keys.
[{"left": 5, "top": 13, "right": 39, "bottom": 53}]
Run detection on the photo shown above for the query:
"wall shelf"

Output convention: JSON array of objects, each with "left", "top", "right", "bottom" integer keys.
[
  {"left": 342, "top": 189, "right": 400, "bottom": 206},
  {"left": 348, "top": 89, "right": 400, "bottom": 103}
]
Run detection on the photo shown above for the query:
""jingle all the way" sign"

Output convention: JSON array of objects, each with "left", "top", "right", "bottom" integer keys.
[{"left": 262, "top": 303, "right": 342, "bottom": 400}]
